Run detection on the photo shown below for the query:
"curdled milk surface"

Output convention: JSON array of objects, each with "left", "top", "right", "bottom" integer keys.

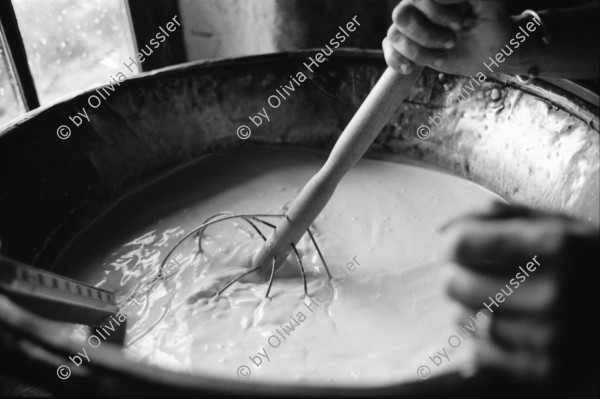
[{"left": 53, "top": 147, "right": 502, "bottom": 387}]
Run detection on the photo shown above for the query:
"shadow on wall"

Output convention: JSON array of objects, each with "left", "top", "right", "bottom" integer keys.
[{"left": 177, "top": 0, "right": 397, "bottom": 60}]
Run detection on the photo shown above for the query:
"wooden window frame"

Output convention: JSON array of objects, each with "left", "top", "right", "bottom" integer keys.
[
  {"left": 0, "top": 0, "right": 186, "bottom": 113},
  {"left": 0, "top": 0, "right": 39, "bottom": 110},
  {"left": 126, "top": 0, "right": 187, "bottom": 72}
]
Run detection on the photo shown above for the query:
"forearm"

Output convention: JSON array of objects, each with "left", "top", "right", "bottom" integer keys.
[{"left": 505, "top": 3, "right": 599, "bottom": 79}]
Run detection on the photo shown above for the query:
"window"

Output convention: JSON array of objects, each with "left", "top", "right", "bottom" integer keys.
[
  {"left": 0, "top": 0, "right": 186, "bottom": 129},
  {"left": 12, "top": 0, "right": 137, "bottom": 105},
  {"left": 0, "top": 31, "right": 26, "bottom": 126}
]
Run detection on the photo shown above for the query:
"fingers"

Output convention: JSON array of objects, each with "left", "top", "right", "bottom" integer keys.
[
  {"left": 388, "top": 25, "right": 449, "bottom": 69},
  {"left": 383, "top": 36, "right": 415, "bottom": 74},
  {"left": 454, "top": 306, "right": 556, "bottom": 352},
  {"left": 440, "top": 217, "right": 575, "bottom": 273},
  {"left": 392, "top": 3, "right": 457, "bottom": 48},
  {"left": 433, "top": 0, "right": 472, "bottom": 4},
  {"left": 474, "top": 336, "right": 554, "bottom": 381},
  {"left": 453, "top": 305, "right": 561, "bottom": 381},
  {"left": 386, "top": 0, "right": 469, "bottom": 73},
  {"left": 406, "top": 0, "right": 468, "bottom": 31},
  {"left": 444, "top": 262, "right": 559, "bottom": 316},
  {"left": 438, "top": 200, "right": 533, "bottom": 232},
  {"left": 453, "top": 305, "right": 492, "bottom": 337},
  {"left": 489, "top": 316, "right": 557, "bottom": 353}
]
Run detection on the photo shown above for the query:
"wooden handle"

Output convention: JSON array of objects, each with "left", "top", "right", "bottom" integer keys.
[{"left": 253, "top": 66, "right": 424, "bottom": 278}]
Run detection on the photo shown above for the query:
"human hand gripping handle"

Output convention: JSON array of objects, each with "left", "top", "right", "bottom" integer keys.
[
  {"left": 385, "top": 0, "right": 600, "bottom": 79},
  {"left": 384, "top": 0, "right": 518, "bottom": 76},
  {"left": 252, "top": 66, "right": 424, "bottom": 280}
]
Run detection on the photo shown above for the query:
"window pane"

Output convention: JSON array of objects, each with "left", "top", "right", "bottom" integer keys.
[
  {"left": 12, "top": 0, "right": 136, "bottom": 105},
  {"left": 0, "top": 31, "right": 26, "bottom": 128}
]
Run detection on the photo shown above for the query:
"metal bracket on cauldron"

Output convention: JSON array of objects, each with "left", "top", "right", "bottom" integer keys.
[
  {"left": 0, "top": 256, "right": 119, "bottom": 327},
  {"left": 405, "top": 68, "right": 436, "bottom": 105}
]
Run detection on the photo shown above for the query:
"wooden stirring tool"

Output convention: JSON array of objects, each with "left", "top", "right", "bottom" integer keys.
[{"left": 252, "top": 66, "right": 425, "bottom": 280}]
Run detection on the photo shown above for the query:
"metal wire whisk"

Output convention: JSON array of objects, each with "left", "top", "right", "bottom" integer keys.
[{"left": 157, "top": 212, "right": 334, "bottom": 298}]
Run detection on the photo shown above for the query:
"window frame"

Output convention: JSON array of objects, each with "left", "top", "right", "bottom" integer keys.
[
  {"left": 126, "top": 0, "right": 187, "bottom": 72},
  {"left": 0, "top": 0, "right": 186, "bottom": 115},
  {"left": 0, "top": 0, "right": 40, "bottom": 110}
]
